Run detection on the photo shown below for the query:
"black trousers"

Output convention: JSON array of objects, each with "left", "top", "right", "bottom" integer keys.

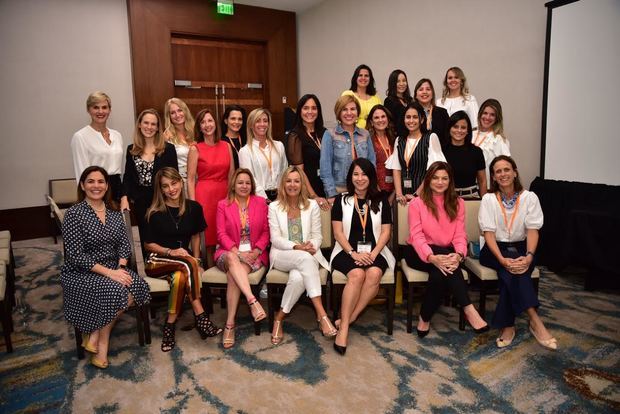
[{"left": 404, "top": 245, "right": 471, "bottom": 322}]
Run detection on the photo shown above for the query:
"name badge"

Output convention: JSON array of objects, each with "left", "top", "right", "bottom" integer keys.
[
  {"left": 385, "top": 175, "right": 394, "bottom": 184},
  {"left": 317, "top": 169, "right": 321, "bottom": 177},
  {"left": 403, "top": 179, "right": 413, "bottom": 189},
  {"left": 239, "top": 242, "right": 252, "bottom": 252},
  {"left": 357, "top": 242, "right": 372, "bottom": 254}
]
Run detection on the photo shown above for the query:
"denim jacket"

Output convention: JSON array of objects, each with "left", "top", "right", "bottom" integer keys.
[{"left": 319, "top": 124, "right": 376, "bottom": 198}]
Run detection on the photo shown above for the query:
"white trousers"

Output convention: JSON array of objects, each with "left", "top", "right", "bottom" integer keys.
[{"left": 272, "top": 249, "right": 322, "bottom": 313}]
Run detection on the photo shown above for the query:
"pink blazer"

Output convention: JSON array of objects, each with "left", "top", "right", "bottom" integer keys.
[{"left": 214, "top": 195, "right": 270, "bottom": 267}]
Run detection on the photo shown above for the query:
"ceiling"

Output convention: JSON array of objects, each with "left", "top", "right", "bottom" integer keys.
[{"left": 235, "top": 0, "right": 324, "bottom": 13}]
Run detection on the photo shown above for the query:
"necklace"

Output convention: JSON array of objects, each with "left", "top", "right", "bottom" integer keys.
[
  {"left": 87, "top": 201, "right": 106, "bottom": 212},
  {"left": 500, "top": 191, "right": 519, "bottom": 209},
  {"left": 166, "top": 205, "right": 182, "bottom": 230}
]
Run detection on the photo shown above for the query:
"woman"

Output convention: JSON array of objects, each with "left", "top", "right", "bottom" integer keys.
[
  {"left": 387, "top": 102, "right": 445, "bottom": 204},
  {"left": 442, "top": 111, "right": 487, "bottom": 199},
  {"left": 474, "top": 99, "right": 511, "bottom": 185},
  {"left": 221, "top": 104, "right": 247, "bottom": 169},
  {"left": 436, "top": 67, "right": 479, "bottom": 129},
  {"left": 214, "top": 169, "right": 270, "bottom": 348},
  {"left": 330, "top": 158, "right": 395, "bottom": 355},
  {"left": 286, "top": 94, "right": 330, "bottom": 211},
  {"left": 144, "top": 168, "right": 221, "bottom": 351},
  {"left": 404, "top": 162, "right": 489, "bottom": 337},
  {"left": 120, "top": 109, "right": 178, "bottom": 255},
  {"left": 163, "top": 97, "right": 195, "bottom": 182},
  {"left": 413, "top": 78, "right": 450, "bottom": 145},
  {"left": 479, "top": 156, "right": 556, "bottom": 350},
  {"left": 383, "top": 69, "right": 412, "bottom": 130},
  {"left": 187, "top": 109, "right": 234, "bottom": 267},
  {"left": 341, "top": 64, "right": 381, "bottom": 129},
  {"left": 71, "top": 91, "right": 124, "bottom": 201},
  {"left": 366, "top": 105, "right": 396, "bottom": 203},
  {"left": 238, "top": 108, "right": 288, "bottom": 201},
  {"left": 320, "top": 95, "right": 377, "bottom": 202},
  {"left": 268, "top": 167, "right": 336, "bottom": 344},
  {"left": 61, "top": 166, "right": 151, "bottom": 368}
]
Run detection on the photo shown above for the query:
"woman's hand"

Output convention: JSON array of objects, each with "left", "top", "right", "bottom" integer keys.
[
  {"left": 108, "top": 268, "right": 132, "bottom": 286},
  {"left": 315, "top": 197, "right": 331, "bottom": 211},
  {"left": 120, "top": 196, "right": 130, "bottom": 211},
  {"left": 352, "top": 251, "right": 373, "bottom": 266},
  {"left": 294, "top": 242, "right": 317, "bottom": 255},
  {"left": 169, "top": 248, "right": 190, "bottom": 257},
  {"left": 327, "top": 197, "right": 336, "bottom": 206},
  {"left": 395, "top": 193, "right": 407, "bottom": 206},
  {"left": 429, "top": 254, "right": 454, "bottom": 276}
]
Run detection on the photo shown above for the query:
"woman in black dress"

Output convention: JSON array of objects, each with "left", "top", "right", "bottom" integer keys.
[
  {"left": 330, "top": 158, "right": 395, "bottom": 355},
  {"left": 220, "top": 104, "right": 247, "bottom": 169},
  {"left": 383, "top": 69, "right": 412, "bottom": 133},
  {"left": 61, "top": 166, "right": 151, "bottom": 369},
  {"left": 286, "top": 94, "right": 330, "bottom": 210},
  {"left": 143, "top": 167, "right": 222, "bottom": 352},
  {"left": 413, "top": 78, "right": 450, "bottom": 145}
]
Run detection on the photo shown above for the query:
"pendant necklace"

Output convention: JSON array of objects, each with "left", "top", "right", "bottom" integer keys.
[{"left": 167, "top": 206, "right": 182, "bottom": 230}]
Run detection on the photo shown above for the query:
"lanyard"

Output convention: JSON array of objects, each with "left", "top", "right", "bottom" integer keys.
[
  {"left": 354, "top": 194, "right": 369, "bottom": 242},
  {"left": 257, "top": 144, "right": 273, "bottom": 171},
  {"left": 236, "top": 198, "right": 248, "bottom": 229},
  {"left": 473, "top": 131, "right": 491, "bottom": 147},
  {"left": 404, "top": 136, "right": 420, "bottom": 169},
  {"left": 306, "top": 131, "right": 321, "bottom": 150},
  {"left": 425, "top": 108, "right": 433, "bottom": 130},
  {"left": 227, "top": 136, "right": 241, "bottom": 154},
  {"left": 375, "top": 134, "right": 392, "bottom": 159},
  {"left": 496, "top": 192, "right": 520, "bottom": 238}
]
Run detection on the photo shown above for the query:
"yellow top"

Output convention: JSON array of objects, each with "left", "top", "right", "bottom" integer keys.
[{"left": 341, "top": 90, "right": 381, "bottom": 129}]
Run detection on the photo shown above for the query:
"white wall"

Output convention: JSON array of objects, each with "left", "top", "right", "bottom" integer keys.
[
  {"left": 0, "top": 0, "right": 135, "bottom": 210},
  {"left": 297, "top": 0, "right": 547, "bottom": 187}
]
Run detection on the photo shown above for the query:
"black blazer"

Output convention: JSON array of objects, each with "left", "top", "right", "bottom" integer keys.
[
  {"left": 384, "top": 95, "right": 409, "bottom": 129},
  {"left": 431, "top": 106, "right": 450, "bottom": 148},
  {"left": 122, "top": 142, "right": 179, "bottom": 199}
]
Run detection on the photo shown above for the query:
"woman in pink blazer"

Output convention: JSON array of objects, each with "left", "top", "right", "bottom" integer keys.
[{"left": 214, "top": 168, "right": 270, "bottom": 348}]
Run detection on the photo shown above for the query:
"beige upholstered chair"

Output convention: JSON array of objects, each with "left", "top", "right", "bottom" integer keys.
[
  {"left": 0, "top": 230, "right": 15, "bottom": 309},
  {"left": 0, "top": 261, "right": 13, "bottom": 353},
  {"left": 46, "top": 195, "right": 68, "bottom": 244},
  {"left": 48, "top": 178, "right": 78, "bottom": 243}
]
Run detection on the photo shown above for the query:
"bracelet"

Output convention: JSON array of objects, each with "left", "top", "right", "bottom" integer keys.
[
  {"left": 456, "top": 252, "right": 465, "bottom": 262},
  {"left": 195, "top": 257, "right": 203, "bottom": 266},
  {"left": 347, "top": 249, "right": 354, "bottom": 256},
  {"left": 526, "top": 251, "right": 534, "bottom": 257},
  {"left": 165, "top": 248, "right": 171, "bottom": 257}
]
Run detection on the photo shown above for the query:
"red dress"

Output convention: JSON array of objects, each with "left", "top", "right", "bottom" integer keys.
[
  {"left": 195, "top": 141, "right": 231, "bottom": 245},
  {"left": 372, "top": 135, "right": 394, "bottom": 194}
]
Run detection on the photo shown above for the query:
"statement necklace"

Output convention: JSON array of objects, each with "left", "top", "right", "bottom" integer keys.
[{"left": 500, "top": 191, "right": 520, "bottom": 209}]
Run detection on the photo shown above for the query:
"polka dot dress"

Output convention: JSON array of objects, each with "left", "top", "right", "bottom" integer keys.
[{"left": 60, "top": 201, "right": 151, "bottom": 333}]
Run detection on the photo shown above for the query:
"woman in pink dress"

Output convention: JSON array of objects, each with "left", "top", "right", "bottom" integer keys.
[{"left": 188, "top": 109, "right": 234, "bottom": 266}]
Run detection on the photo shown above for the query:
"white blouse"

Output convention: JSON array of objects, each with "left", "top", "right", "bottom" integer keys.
[
  {"left": 436, "top": 95, "right": 479, "bottom": 129},
  {"left": 71, "top": 125, "right": 124, "bottom": 180},
  {"left": 174, "top": 143, "right": 190, "bottom": 179},
  {"left": 478, "top": 190, "right": 544, "bottom": 243},
  {"left": 385, "top": 133, "right": 446, "bottom": 170},
  {"left": 239, "top": 139, "right": 288, "bottom": 199},
  {"left": 472, "top": 131, "right": 511, "bottom": 183}
]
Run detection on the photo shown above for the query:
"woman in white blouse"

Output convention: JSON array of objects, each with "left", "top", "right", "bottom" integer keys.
[
  {"left": 478, "top": 155, "right": 557, "bottom": 350},
  {"left": 163, "top": 98, "right": 195, "bottom": 183},
  {"left": 239, "top": 108, "right": 288, "bottom": 202},
  {"left": 473, "top": 99, "right": 511, "bottom": 185},
  {"left": 268, "top": 166, "right": 336, "bottom": 345},
  {"left": 436, "top": 67, "right": 479, "bottom": 129},
  {"left": 71, "top": 91, "right": 124, "bottom": 201}
]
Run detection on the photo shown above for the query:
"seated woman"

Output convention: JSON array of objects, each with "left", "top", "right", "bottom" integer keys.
[
  {"left": 61, "top": 166, "right": 151, "bottom": 369},
  {"left": 330, "top": 158, "right": 395, "bottom": 355},
  {"left": 214, "top": 168, "right": 270, "bottom": 348},
  {"left": 479, "top": 155, "right": 556, "bottom": 350},
  {"left": 143, "top": 167, "right": 221, "bottom": 352},
  {"left": 404, "top": 161, "right": 488, "bottom": 337},
  {"left": 268, "top": 166, "right": 336, "bottom": 345}
]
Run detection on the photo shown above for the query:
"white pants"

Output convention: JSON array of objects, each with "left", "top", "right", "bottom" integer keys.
[{"left": 272, "top": 249, "right": 322, "bottom": 313}]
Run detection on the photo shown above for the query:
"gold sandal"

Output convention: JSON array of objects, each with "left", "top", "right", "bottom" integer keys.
[
  {"left": 248, "top": 298, "right": 266, "bottom": 322},
  {"left": 318, "top": 315, "right": 337, "bottom": 338},
  {"left": 271, "top": 320, "right": 284, "bottom": 345},
  {"left": 90, "top": 355, "right": 109, "bottom": 369},
  {"left": 223, "top": 324, "right": 235, "bottom": 349}
]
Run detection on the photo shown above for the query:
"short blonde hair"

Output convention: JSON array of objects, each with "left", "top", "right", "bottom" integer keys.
[
  {"left": 86, "top": 91, "right": 111, "bottom": 110},
  {"left": 334, "top": 94, "right": 360, "bottom": 122}
]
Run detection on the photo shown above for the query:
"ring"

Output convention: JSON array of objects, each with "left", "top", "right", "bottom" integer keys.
[{"left": 319, "top": 201, "right": 324, "bottom": 205}]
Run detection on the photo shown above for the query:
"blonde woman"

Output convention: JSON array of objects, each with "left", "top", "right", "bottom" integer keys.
[
  {"left": 268, "top": 166, "right": 336, "bottom": 345},
  {"left": 474, "top": 99, "right": 511, "bottom": 184},
  {"left": 163, "top": 98, "right": 195, "bottom": 181},
  {"left": 436, "top": 67, "right": 479, "bottom": 129},
  {"left": 238, "top": 108, "right": 288, "bottom": 201}
]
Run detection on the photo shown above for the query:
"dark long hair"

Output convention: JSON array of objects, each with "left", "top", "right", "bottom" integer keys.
[
  {"left": 220, "top": 104, "right": 247, "bottom": 141},
  {"left": 77, "top": 166, "right": 117, "bottom": 210},
  {"left": 386, "top": 69, "right": 412, "bottom": 103},
  {"left": 448, "top": 111, "right": 473, "bottom": 147},
  {"left": 419, "top": 162, "right": 458, "bottom": 221},
  {"left": 349, "top": 64, "right": 377, "bottom": 96},
  {"left": 413, "top": 78, "right": 437, "bottom": 108},
  {"left": 291, "top": 94, "right": 325, "bottom": 137},
  {"left": 345, "top": 158, "right": 382, "bottom": 213},
  {"left": 398, "top": 102, "right": 428, "bottom": 138},
  {"left": 366, "top": 104, "right": 396, "bottom": 148},
  {"left": 489, "top": 155, "right": 523, "bottom": 193}
]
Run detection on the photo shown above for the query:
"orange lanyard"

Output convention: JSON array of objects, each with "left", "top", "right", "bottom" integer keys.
[
  {"left": 257, "top": 144, "right": 273, "bottom": 171},
  {"left": 228, "top": 136, "right": 240, "bottom": 154},
  {"left": 354, "top": 194, "right": 369, "bottom": 241},
  {"left": 404, "top": 136, "right": 420, "bottom": 169},
  {"left": 474, "top": 131, "right": 491, "bottom": 147},
  {"left": 375, "top": 135, "right": 392, "bottom": 159},
  {"left": 307, "top": 131, "right": 321, "bottom": 150},
  {"left": 496, "top": 192, "right": 520, "bottom": 238},
  {"left": 236, "top": 199, "right": 248, "bottom": 229}
]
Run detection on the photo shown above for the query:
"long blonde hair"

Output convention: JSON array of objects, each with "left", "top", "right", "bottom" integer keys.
[
  {"left": 440, "top": 66, "right": 471, "bottom": 105},
  {"left": 163, "top": 98, "right": 195, "bottom": 145},
  {"left": 130, "top": 109, "right": 166, "bottom": 156},
  {"left": 275, "top": 166, "right": 310, "bottom": 212},
  {"left": 146, "top": 167, "right": 187, "bottom": 221},
  {"left": 246, "top": 108, "right": 280, "bottom": 156}
]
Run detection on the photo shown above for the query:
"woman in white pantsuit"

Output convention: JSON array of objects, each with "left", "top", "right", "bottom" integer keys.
[{"left": 268, "top": 166, "right": 337, "bottom": 345}]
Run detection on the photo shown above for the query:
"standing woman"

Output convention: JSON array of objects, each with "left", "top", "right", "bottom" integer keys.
[
  {"left": 120, "top": 109, "right": 178, "bottom": 254},
  {"left": 474, "top": 99, "right": 511, "bottom": 185},
  {"left": 341, "top": 64, "right": 382, "bottom": 129},
  {"left": 286, "top": 94, "right": 329, "bottom": 210},
  {"left": 71, "top": 91, "right": 124, "bottom": 201},
  {"left": 404, "top": 162, "right": 488, "bottom": 337},
  {"left": 61, "top": 166, "right": 151, "bottom": 368},
  {"left": 163, "top": 98, "right": 195, "bottom": 183},
  {"left": 238, "top": 108, "right": 288, "bottom": 202},
  {"left": 387, "top": 102, "right": 445, "bottom": 205},
  {"left": 268, "top": 167, "right": 335, "bottom": 345},
  {"left": 413, "top": 78, "right": 450, "bottom": 145},
  {"left": 144, "top": 168, "right": 221, "bottom": 351},
  {"left": 221, "top": 104, "right": 247, "bottom": 169},
  {"left": 436, "top": 67, "right": 479, "bottom": 129},
  {"left": 187, "top": 109, "right": 234, "bottom": 267},
  {"left": 320, "top": 95, "right": 377, "bottom": 203},
  {"left": 366, "top": 105, "right": 396, "bottom": 204},
  {"left": 330, "top": 158, "right": 395, "bottom": 355},
  {"left": 442, "top": 111, "right": 486, "bottom": 199},
  {"left": 214, "top": 169, "right": 270, "bottom": 348},
  {"left": 479, "top": 156, "right": 556, "bottom": 350},
  {"left": 383, "top": 69, "right": 412, "bottom": 130}
]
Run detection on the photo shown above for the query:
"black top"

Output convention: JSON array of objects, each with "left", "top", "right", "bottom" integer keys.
[
  {"left": 286, "top": 127, "right": 327, "bottom": 197},
  {"left": 122, "top": 143, "right": 178, "bottom": 200},
  {"left": 443, "top": 143, "right": 485, "bottom": 188},
  {"left": 430, "top": 106, "right": 450, "bottom": 147},
  {"left": 384, "top": 96, "right": 409, "bottom": 129},
  {"left": 143, "top": 200, "right": 206, "bottom": 251},
  {"left": 331, "top": 193, "right": 392, "bottom": 248},
  {"left": 222, "top": 135, "right": 246, "bottom": 170}
]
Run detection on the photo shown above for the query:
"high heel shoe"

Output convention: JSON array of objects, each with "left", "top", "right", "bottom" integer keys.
[
  {"left": 416, "top": 328, "right": 430, "bottom": 338},
  {"left": 465, "top": 314, "right": 490, "bottom": 334},
  {"left": 82, "top": 333, "right": 98, "bottom": 354},
  {"left": 318, "top": 315, "right": 337, "bottom": 338},
  {"left": 90, "top": 355, "right": 109, "bottom": 369},
  {"left": 529, "top": 324, "right": 557, "bottom": 350},
  {"left": 248, "top": 298, "right": 266, "bottom": 322},
  {"left": 271, "top": 320, "right": 283, "bottom": 345},
  {"left": 195, "top": 312, "right": 223, "bottom": 339},
  {"left": 161, "top": 322, "right": 176, "bottom": 352},
  {"left": 222, "top": 324, "right": 235, "bottom": 349},
  {"left": 333, "top": 342, "right": 347, "bottom": 356}
]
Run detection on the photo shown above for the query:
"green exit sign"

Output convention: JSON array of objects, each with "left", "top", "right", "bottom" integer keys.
[{"left": 217, "top": 1, "right": 234, "bottom": 15}]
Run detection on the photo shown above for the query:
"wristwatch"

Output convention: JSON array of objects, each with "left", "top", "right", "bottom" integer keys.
[{"left": 347, "top": 249, "right": 354, "bottom": 256}]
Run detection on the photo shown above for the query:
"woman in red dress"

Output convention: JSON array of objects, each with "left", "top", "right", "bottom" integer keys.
[
  {"left": 366, "top": 104, "right": 396, "bottom": 204},
  {"left": 188, "top": 109, "right": 234, "bottom": 266}
]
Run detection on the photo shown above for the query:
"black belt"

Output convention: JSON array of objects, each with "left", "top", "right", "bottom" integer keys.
[{"left": 455, "top": 187, "right": 479, "bottom": 197}]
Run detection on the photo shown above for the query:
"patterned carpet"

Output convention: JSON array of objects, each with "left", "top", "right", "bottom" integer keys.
[{"left": 0, "top": 238, "right": 618, "bottom": 413}]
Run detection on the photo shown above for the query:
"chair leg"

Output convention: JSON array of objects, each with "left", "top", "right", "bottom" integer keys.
[
  {"left": 251, "top": 285, "right": 261, "bottom": 336},
  {"left": 458, "top": 306, "right": 465, "bottom": 331},
  {"left": 1, "top": 300, "right": 13, "bottom": 353},
  {"left": 142, "top": 305, "right": 152, "bottom": 344},
  {"left": 406, "top": 282, "right": 414, "bottom": 333},
  {"left": 479, "top": 283, "right": 487, "bottom": 318},
  {"left": 267, "top": 284, "right": 274, "bottom": 331},
  {"left": 135, "top": 306, "right": 145, "bottom": 346},
  {"left": 204, "top": 284, "right": 214, "bottom": 315},
  {"left": 75, "top": 327, "right": 85, "bottom": 360},
  {"left": 386, "top": 285, "right": 394, "bottom": 335}
]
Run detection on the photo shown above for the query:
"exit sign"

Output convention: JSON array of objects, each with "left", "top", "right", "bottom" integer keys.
[{"left": 217, "top": 1, "right": 234, "bottom": 15}]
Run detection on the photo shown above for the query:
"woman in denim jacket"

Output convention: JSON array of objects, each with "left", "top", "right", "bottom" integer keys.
[{"left": 320, "top": 94, "right": 376, "bottom": 205}]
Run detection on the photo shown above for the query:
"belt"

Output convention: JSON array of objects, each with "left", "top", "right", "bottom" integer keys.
[{"left": 455, "top": 185, "right": 479, "bottom": 197}]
